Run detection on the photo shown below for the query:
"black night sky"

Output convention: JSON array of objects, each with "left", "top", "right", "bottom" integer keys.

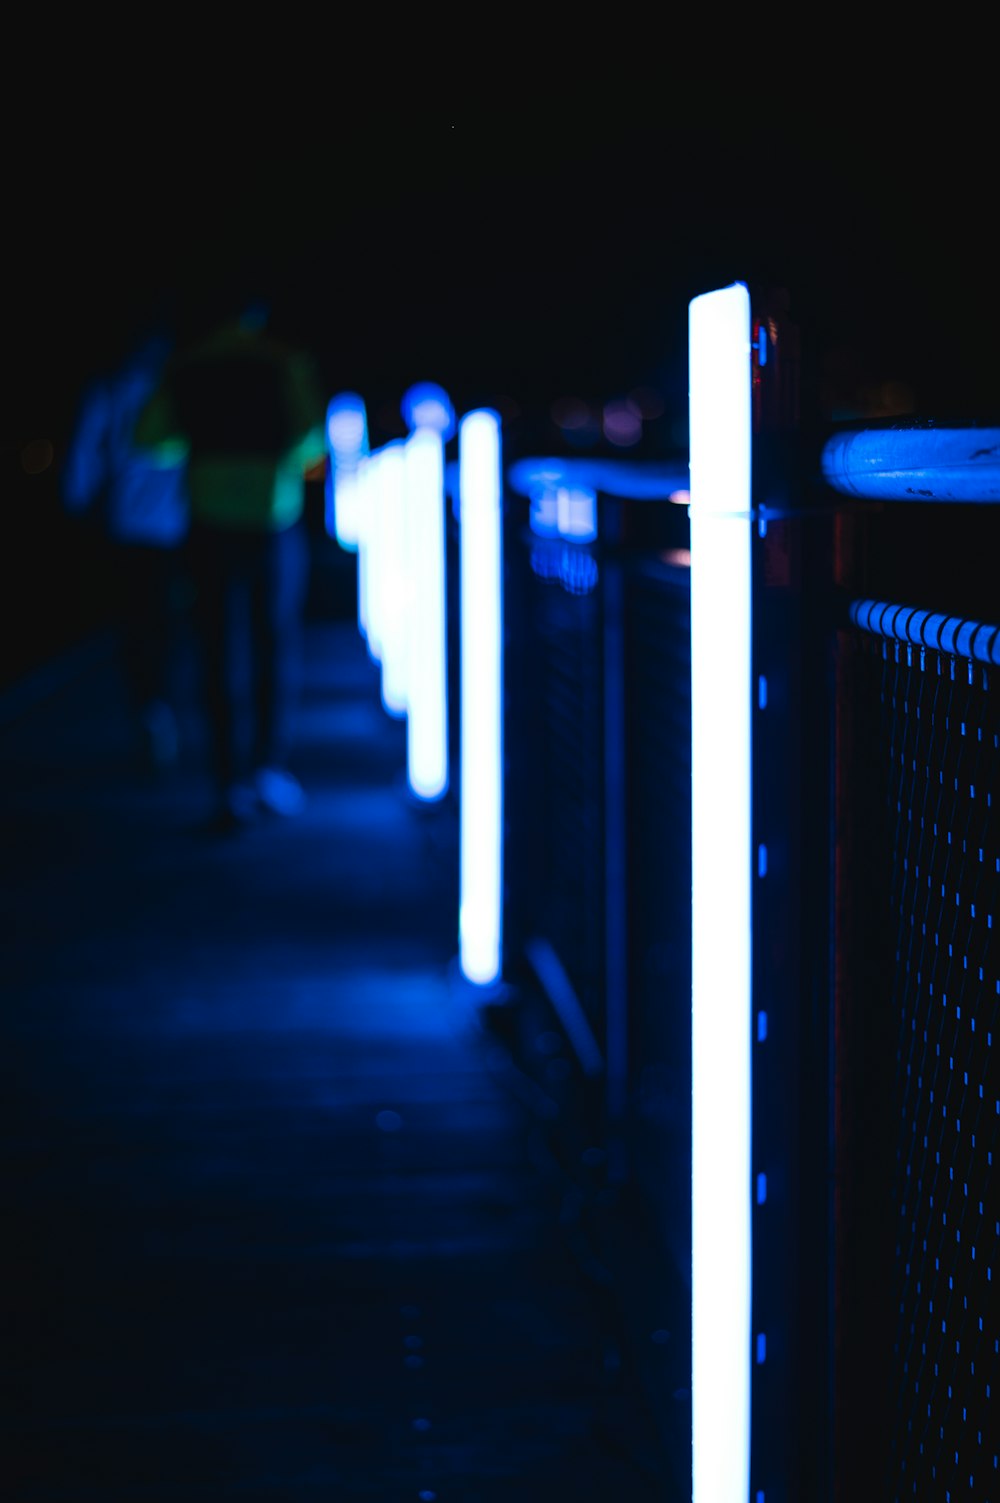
[
  {"left": 14, "top": 119, "right": 1000, "bottom": 428},
  {"left": 8, "top": 114, "right": 999, "bottom": 679}
]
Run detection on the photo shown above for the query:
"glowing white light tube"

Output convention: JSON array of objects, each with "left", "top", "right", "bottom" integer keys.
[
  {"left": 458, "top": 409, "right": 503, "bottom": 984},
  {"left": 325, "top": 393, "right": 368, "bottom": 549},
  {"left": 405, "top": 426, "right": 449, "bottom": 799},
  {"left": 689, "top": 281, "right": 753, "bottom": 1503},
  {"left": 378, "top": 440, "right": 408, "bottom": 718},
  {"left": 356, "top": 449, "right": 381, "bottom": 653},
  {"left": 332, "top": 468, "right": 361, "bottom": 552}
]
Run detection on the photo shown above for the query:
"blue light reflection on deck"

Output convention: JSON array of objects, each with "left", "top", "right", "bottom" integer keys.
[
  {"left": 689, "top": 281, "right": 753, "bottom": 1503},
  {"left": 458, "top": 409, "right": 503, "bottom": 985}
]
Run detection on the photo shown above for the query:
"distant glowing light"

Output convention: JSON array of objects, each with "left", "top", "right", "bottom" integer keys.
[
  {"left": 458, "top": 408, "right": 503, "bottom": 986},
  {"left": 689, "top": 280, "right": 753, "bottom": 1503},
  {"left": 327, "top": 395, "right": 368, "bottom": 457},
  {"left": 551, "top": 395, "right": 592, "bottom": 431},
  {"left": 402, "top": 382, "right": 455, "bottom": 440},
  {"left": 377, "top": 440, "right": 408, "bottom": 718},
  {"left": 528, "top": 481, "right": 597, "bottom": 542},
  {"left": 602, "top": 398, "right": 642, "bottom": 447},
  {"left": 629, "top": 385, "right": 666, "bottom": 420},
  {"left": 404, "top": 425, "right": 449, "bottom": 800},
  {"left": 357, "top": 447, "right": 384, "bottom": 654},
  {"left": 326, "top": 392, "right": 369, "bottom": 549},
  {"left": 332, "top": 469, "right": 362, "bottom": 551},
  {"left": 555, "top": 486, "right": 597, "bottom": 541}
]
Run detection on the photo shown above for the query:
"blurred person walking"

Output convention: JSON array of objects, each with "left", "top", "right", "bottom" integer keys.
[
  {"left": 61, "top": 303, "right": 189, "bottom": 773},
  {"left": 134, "top": 285, "right": 327, "bottom": 833}
]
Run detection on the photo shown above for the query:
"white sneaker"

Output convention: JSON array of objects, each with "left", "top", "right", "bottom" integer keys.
[{"left": 253, "top": 767, "right": 306, "bottom": 817}]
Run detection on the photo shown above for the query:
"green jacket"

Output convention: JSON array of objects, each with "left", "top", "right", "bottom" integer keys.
[{"left": 134, "top": 322, "right": 327, "bottom": 532}]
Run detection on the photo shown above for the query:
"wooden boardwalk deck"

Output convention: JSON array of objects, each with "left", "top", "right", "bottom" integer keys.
[{"left": 1, "top": 615, "right": 676, "bottom": 1500}]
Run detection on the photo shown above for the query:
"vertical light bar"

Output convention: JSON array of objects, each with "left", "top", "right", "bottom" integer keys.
[
  {"left": 355, "top": 451, "right": 372, "bottom": 641},
  {"left": 325, "top": 392, "right": 368, "bottom": 549},
  {"left": 378, "top": 439, "right": 408, "bottom": 718},
  {"left": 458, "top": 408, "right": 503, "bottom": 984},
  {"left": 405, "top": 426, "right": 449, "bottom": 799},
  {"left": 689, "top": 281, "right": 753, "bottom": 1503},
  {"left": 361, "top": 447, "right": 386, "bottom": 662}
]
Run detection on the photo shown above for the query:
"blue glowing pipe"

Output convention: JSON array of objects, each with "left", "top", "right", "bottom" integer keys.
[
  {"left": 821, "top": 424, "right": 1000, "bottom": 502},
  {"left": 849, "top": 598, "right": 1000, "bottom": 664}
]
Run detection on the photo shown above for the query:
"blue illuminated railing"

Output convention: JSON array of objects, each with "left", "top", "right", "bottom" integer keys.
[
  {"left": 848, "top": 598, "right": 1000, "bottom": 663},
  {"left": 507, "top": 455, "right": 689, "bottom": 505},
  {"left": 328, "top": 309, "right": 996, "bottom": 1503},
  {"left": 825, "top": 425, "right": 999, "bottom": 1500},
  {"left": 821, "top": 423, "right": 1000, "bottom": 502}
]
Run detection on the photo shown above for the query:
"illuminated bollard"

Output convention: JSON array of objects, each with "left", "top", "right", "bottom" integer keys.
[
  {"left": 404, "top": 425, "right": 449, "bottom": 799},
  {"left": 325, "top": 392, "right": 369, "bottom": 549},
  {"left": 377, "top": 439, "right": 408, "bottom": 718},
  {"left": 689, "top": 281, "right": 753, "bottom": 1503},
  {"left": 458, "top": 408, "right": 503, "bottom": 985},
  {"left": 399, "top": 383, "right": 454, "bottom": 799},
  {"left": 355, "top": 451, "right": 371, "bottom": 641},
  {"left": 357, "top": 446, "right": 385, "bottom": 659}
]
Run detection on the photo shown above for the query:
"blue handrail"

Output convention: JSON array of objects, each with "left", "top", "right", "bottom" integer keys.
[
  {"left": 822, "top": 424, "right": 1000, "bottom": 503},
  {"left": 849, "top": 598, "right": 999, "bottom": 664}
]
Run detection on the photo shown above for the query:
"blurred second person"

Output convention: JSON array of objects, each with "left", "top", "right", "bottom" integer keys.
[{"left": 135, "top": 286, "right": 327, "bottom": 832}]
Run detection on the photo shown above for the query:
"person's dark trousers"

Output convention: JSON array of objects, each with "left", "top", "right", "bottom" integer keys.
[{"left": 187, "top": 520, "right": 309, "bottom": 798}]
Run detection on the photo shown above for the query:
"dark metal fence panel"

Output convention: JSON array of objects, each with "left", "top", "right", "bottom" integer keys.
[
  {"left": 501, "top": 485, "right": 694, "bottom": 1491},
  {"left": 504, "top": 524, "right": 607, "bottom": 1041},
  {"left": 624, "top": 554, "right": 692, "bottom": 1282},
  {"left": 837, "top": 622, "right": 998, "bottom": 1501},
  {"left": 812, "top": 425, "right": 1000, "bottom": 1503},
  {"left": 533, "top": 546, "right": 607, "bottom": 1031}
]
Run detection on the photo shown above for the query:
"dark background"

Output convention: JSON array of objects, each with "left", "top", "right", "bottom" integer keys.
[{"left": 8, "top": 116, "right": 999, "bottom": 686}]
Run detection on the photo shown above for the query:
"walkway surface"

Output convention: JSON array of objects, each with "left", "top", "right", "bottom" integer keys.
[{"left": 1, "top": 606, "right": 673, "bottom": 1501}]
